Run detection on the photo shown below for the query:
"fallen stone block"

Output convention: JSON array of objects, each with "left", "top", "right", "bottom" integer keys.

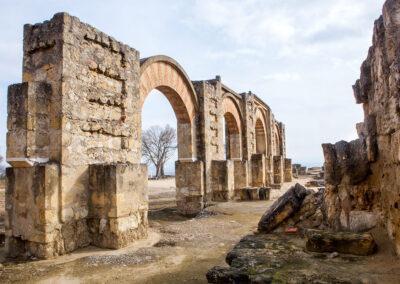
[
  {"left": 305, "top": 229, "right": 377, "bottom": 256},
  {"left": 258, "top": 183, "right": 308, "bottom": 233}
]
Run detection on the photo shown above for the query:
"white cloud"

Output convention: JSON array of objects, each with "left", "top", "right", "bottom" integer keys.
[{"left": 262, "top": 72, "right": 301, "bottom": 82}]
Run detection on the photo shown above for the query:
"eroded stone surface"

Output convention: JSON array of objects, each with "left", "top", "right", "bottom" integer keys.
[
  {"left": 322, "top": 0, "right": 400, "bottom": 254},
  {"left": 207, "top": 234, "right": 370, "bottom": 283}
]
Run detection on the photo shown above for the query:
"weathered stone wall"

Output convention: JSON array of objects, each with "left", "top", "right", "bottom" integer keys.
[
  {"left": 6, "top": 12, "right": 290, "bottom": 258},
  {"left": 323, "top": 0, "right": 400, "bottom": 254}
]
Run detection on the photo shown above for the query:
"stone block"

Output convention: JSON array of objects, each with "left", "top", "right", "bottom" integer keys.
[
  {"left": 5, "top": 164, "right": 62, "bottom": 259},
  {"left": 88, "top": 163, "right": 148, "bottom": 249},
  {"left": 233, "top": 160, "right": 248, "bottom": 190},
  {"left": 284, "top": 158, "right": 292, "bottom": 182},
  {"left": 211, "top": 160, "right": 234, "bottom": 202},
  {"left": 273, "top": 155, "right": 284, "bottom": 184},
  {"left": 258, "top": 183, "right": 307, "bottom": 233},
  {"left": 251, "top": 154, "right": 265, "bottom": 187},
  {"left": 7, "top": 82, "right": 51, "bottom": 167},
  {"left": 175, "top": 160, "right": 204, "bottom": 216}
]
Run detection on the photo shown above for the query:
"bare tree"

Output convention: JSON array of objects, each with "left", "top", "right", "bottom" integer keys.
[{"left": 142, "top": 125, "right": 176, "bottom": 179}]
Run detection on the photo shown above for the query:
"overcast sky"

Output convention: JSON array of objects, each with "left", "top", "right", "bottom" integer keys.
[{"left": 0, "top": 0, "right": 386, "bottom": 168}]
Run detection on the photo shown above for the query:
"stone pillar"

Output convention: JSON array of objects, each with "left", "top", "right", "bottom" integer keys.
[
  {"left": 175, "top": 160, "right": 204, "bottom": 216},
  {"left": 273, "top": 155, "right": 284, "bottom": 185},
  {"left": 88, "top": 163, "right": 148, "bottom": 249},
  {"left": 284, "top": 158, "right": 293, "bottom": 182},
  {"left": 5, "top": 165, "right": 64, "bottom": 259},
  {"left": 211, "top": 160, "right": 234, "bottom": 201},
  {"left": 7, "top": 82, "right": 52, "bottom": 167},
  {"left": 265, "top": 155, "right": 274, "bottom": 186},
  {"left": 251, "top": 154, "right": 265, "bottom": 187},
  {"left": 233, "top": 160, "right": 248, "bottom": 191}
]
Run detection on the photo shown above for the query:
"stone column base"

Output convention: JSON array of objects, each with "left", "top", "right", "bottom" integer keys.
[
  {"left": 211, "top": 160, "right": 234, "bottom": 202},
  {"left": 175, "top": 160, "right": 204, "bottom": 216},
  {"left": 284, "top": 158, "right": 293, "bottom": 182},
  {"left": 88, "top": 163, "right": 148, "bottom": 249}
]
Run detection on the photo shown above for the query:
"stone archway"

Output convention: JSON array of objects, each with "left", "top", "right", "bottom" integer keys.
[
  {"left": 140, "top": 55, "right": 198, "bottom": 160},
  {"left": 140, "top": 55, "right": 203, "bottom": 216},
  {"left": 222, "top": 96, "right": 242, "bottom": 160}
]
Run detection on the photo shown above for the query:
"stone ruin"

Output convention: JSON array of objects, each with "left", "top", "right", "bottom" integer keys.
[
  {"left": 207, "top": 3, "right": 400, "bottom": 281},
  {"left": 322, "top": 0, "right": 400, "bottom": 255},
  {"left": 5, "top": 13, "right": 291, "bottom": 258}
]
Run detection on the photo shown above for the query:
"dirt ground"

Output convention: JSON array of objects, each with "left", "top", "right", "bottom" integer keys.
[
  {"left": 0, "top": 178, "right": 306, "bottom": 283},
  {"left": 0, "top": 177, "right": 399, "bottom": 283}
]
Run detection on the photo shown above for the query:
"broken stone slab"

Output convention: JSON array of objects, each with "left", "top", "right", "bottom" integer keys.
[
  {"left": 258, "top": 183, "right": 308, "bottom": 233},
  {"left": 305, "top": 229, "right": 377, "bottom": 256},
  {"left": 275, "top": 188, "right": 326, "bottom": 231}
]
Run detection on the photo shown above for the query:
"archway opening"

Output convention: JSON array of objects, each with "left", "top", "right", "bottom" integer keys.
[
  {"left": 223, "top": 112, "right": 241, "bottom": 160},
  {"left": 255, "top": 118, "right": 266, "bottom": 155},
  {"left": 140, "top": 56, "right": 199, "bottom": 214},
  {"left": 141, "top": 89, "right": 185, "bottom": 210}
]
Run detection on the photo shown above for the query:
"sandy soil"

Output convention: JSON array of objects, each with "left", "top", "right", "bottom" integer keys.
[{"left": 0, "top": 177, "right": 399, "bottom": 283}]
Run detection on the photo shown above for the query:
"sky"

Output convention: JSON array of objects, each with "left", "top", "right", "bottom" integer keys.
[{"left": 0, "top": 0, "right": 386, "bottom": 170}]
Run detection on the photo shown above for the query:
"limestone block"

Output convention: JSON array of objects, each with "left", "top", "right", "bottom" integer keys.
[
  {"left": 7, "top": 82, "right": 51, "bottom": 167},
  {"left": 284, "top": 158, "right": 292, "bottom": 182},
  {"left": 233, "top": 160, "right": 248, "bottom": 190},
  {"left": 88, "top": 163, "right": 148, "bottom": 249},
  {"left": 265, "top": 155, "right": 274, "bottom": 185},
  {"left": 175, "top": 160, "right": 204, "bottom": 216},
  {"left": 273, "top": 155, "right": 284, "bottom": 185},
  {"left": 5, "top": 164, "right": 62, "bottom": 259},
  {"left": 258, "top": 183, "right": 307, "bottom": 233},
  {"left": 211, "top": 160, "right": 234, "bottom": 202},
  {"left": 251, "top": 154, "right": 265, "bottom": 187}
]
